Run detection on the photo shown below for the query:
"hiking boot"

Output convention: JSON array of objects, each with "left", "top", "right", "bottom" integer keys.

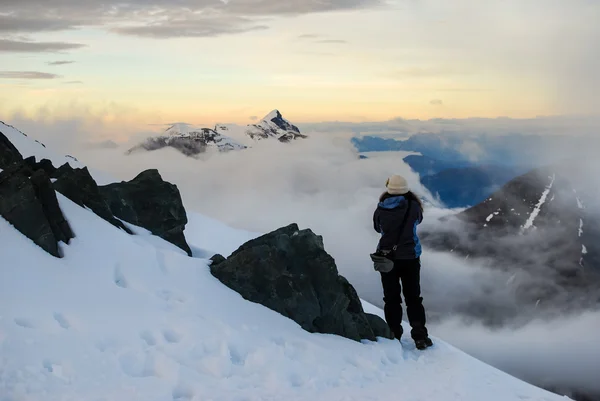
[{"left": 415, "top": 337, "right": 433, "bottom": 350}]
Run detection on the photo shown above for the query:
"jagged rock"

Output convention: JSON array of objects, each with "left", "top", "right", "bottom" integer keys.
[
  {"left": 99, "top": 169, "right": 191, "bottom": 256},
  {"left": 53, "top": 166, "right": 133, "bottom": 234},
  {"left": 30, "top": 169, "right": 74, "bottom": 244},
  {"left": 52, "top": 162, "right": 75, "bottom": 179},
  {"left": 0, "top": 162, "right": 73, "bottom": 257},
  {"left": 210, "top": 223, "right": 389, "bottom": 342},
  {"left": 23, "top": 156, "right": 57, "bottom": 177},
  {"left": 0, "top": 131, "right": 23, "bottom": 169}
]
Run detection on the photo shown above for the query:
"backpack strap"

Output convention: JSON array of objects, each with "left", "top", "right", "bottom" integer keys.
[{"left": 392, "top": 199, "right": 412, "bottom": 252}]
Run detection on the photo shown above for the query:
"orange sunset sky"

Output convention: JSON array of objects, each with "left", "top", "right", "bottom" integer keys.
[{"left": 1, "top": 0, "right": 598, "bottom": 137}]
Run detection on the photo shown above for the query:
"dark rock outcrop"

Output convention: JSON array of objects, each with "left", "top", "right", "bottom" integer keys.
[
  {"left": 24, "top": 156, "right": 57, "bottom": 177},
  {"left": 0, "top": 162, "right": 73, "bottom": 257},
  {"left": 210, "top": 223, "right": 393, "bottom": 342},
  {"left": 30, "top": 169, "right": 74, "bottom": 244},
  {"left": 99, "top": 169, "right": 192, "bottom": 256},
  {"left": 0, "top": 131, "right": 23, "bottom": 169},
  {"left": 53, "top": 166, "right": 133, "bottom": 234}
]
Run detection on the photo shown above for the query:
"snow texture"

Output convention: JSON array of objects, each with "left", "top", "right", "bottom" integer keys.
[
  {"left": 522, "top": 174, "right": 556, "bottom": 231},
  {"left": 0, "top": 197, "right": 571, "bottom": 401}
]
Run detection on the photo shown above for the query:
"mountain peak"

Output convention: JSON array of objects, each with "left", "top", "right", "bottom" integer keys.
[
  {"left": 263, "top": 110, "right": 283, "bottom": 122},
  {"left": 165, "top": 123, "right": 193, "bottom": 136}
]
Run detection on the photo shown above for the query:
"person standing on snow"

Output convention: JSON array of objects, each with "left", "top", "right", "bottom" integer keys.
[{"left": 371, "top": 174, "right": 433, "bottom": 350}]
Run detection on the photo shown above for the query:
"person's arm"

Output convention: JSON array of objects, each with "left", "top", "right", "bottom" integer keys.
[{"left": 373, "top": 209, "right": 381, "bottom": 233}]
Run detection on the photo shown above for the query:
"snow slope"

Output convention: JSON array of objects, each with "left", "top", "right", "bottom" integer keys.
[{"left": 0, "top": 199, "right": 571, "bottom": 400}]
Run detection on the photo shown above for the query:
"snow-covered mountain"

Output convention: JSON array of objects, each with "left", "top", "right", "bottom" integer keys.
[
  {"left": 126, "top": 123, "right": 247, "bottom": 157},
  {"left": 242, "top": 110, "right": 307, "bottom": 142},
  {"left": 127, "top": 110, "right": 306, "bottom": 157},
  {"left": 421, "top": 162, "right": 600, "bottom": 316},
  {"left": 0, "top": 120, "right": 574, "bottom": 401}
]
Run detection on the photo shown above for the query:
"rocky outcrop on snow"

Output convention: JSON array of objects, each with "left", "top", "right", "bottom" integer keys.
[
  {"left": 53, "top": 164, "right": 133, "bottom": 235},
  {"left": 1, "top": 131, "right": 23, "bottom": 169},
  {"left": 126, "top": 124, "right": 246, "bottom": 157},
  {"left": 0, "top": 162, "right": 74, "bottom": 257},
  {"left": 1, "top": 122, "right": 194, "bottom": 257},
  {"left": 99, "top": 169, "right": 192, "bottom": 256},
  {"left": 210, "top": 223, "right": 393, "bottom": 342},
  {"left": 23, "top": 156, "right": 57, "bottom": 177}
]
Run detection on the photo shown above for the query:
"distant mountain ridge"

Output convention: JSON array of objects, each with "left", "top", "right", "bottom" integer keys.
[
  {"left": 402, "top": 155, "right": 529, "bottom": 208},
  {"left": 127, "top": 110, "right": 306, "bottom": 157},
  {"left": 420, "top": 161, "right": 600, "bottom": 319}
]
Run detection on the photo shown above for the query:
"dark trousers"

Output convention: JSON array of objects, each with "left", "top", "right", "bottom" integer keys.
[{"left": 380, "top": 258, "right": 428, "bottom": 340}]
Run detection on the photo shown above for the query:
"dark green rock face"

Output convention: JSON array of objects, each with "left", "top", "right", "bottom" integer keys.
[
  {"left": 53, "top": 166, "right": 133, "bottom": 235},
  {"left": 210, "top": 224, "right": 392, "bottom": 342},
  {"left": 99, "top": 169, "right": 191, "bottom": 256},
  {"left": 0, "top": 163, "right": 73, "bottom": 257}
]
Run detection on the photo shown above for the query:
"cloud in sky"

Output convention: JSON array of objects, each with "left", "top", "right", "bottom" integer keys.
[
  {"left": 297, "top": 34, "right": 322, "bottom": 39},
  {"left": 430, "top": 99, "right": 443, "bottom": 106},
  {"left": 0, "top": 0, "right": 382, "bottom": 39},
  {"left": 0, "top": 39, "right": 85, "bottom": 53},
  {"left": 47, "top": 60, "right": 75, "bottom": 65},
  {"left": 0, "top": 71, "right": 62, "bottom": 79},
  {"left": 316, "top": 39, "right": 348, "bottom": 44},
  {"left": 111, "top": 16, "right": 269, "bottom": 39}
]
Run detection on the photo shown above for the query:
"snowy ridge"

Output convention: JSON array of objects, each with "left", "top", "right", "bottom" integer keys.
[
  {"left": 126, "top": 124, "right": 246, "bottom": 156},
  {"left": 1, "top": 121, "right": 84, "bottom": 170},
  {"left": 0, "top": 121, "right": 115, "bottom": 184},
  {"left": 162, "top": 124, "right": 246, "bottom": 151},
  {"left": 215, "top": 110, "right": 307, "bottom": 144},
  {"left": 521, "top": 173, "right": 556, "bottom": 231},
  {"left": 127, "top": 110, "right": 305, "bottom": 157}
]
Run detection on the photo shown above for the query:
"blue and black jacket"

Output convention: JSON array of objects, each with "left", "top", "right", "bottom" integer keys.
[{"left": 373, "top": 194, "right": 423, "bottom": 260}]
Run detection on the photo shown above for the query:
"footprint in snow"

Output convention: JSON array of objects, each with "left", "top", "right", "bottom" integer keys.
[
  {"left": 14, "top": 317, "right": 35, "bottom": 329},
  {"left": 172, "top": 383, "right": 195, "bottom": 401},
  {"left": 156, "top": 290, "right": 187, "bottom": 304},
  {"left": 114, "top": 264, "right": 128, "bottom": 289},
  {"left": 53, "top": 312, "right": 70, "bottom": 329},
  {"left": 140, "top": 330, "right": 157, "bottom": 346},
  {"left": 163, "top": 329, "right": 183, "bottom": 344}
]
